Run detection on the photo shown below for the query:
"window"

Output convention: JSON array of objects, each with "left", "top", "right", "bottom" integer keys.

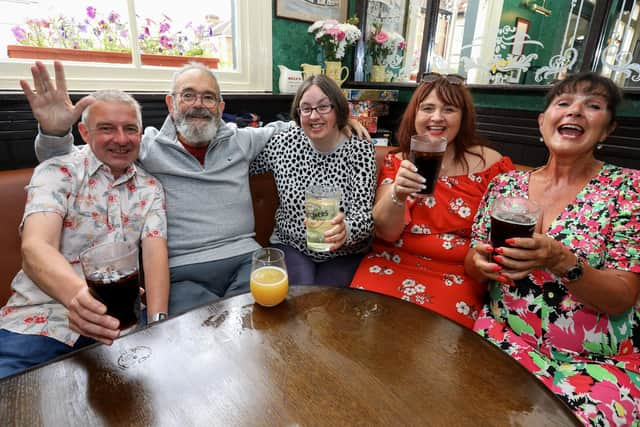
[
  {"left": 355, "top": 0, "right": 640, "bottom": 88},
  {"left": 596, "top": 0, "right": 640, "bottom": 88},
  {"left": 0, "top": 0, "right": 272, "bottom": 91}
]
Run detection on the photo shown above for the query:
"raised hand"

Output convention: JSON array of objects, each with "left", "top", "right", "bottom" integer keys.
[
  {"left": 392, "top": 159, "right": 425, "bottom": 202},
  {"left": 19, "top": 61, "right": 95, "bottom": 136}
]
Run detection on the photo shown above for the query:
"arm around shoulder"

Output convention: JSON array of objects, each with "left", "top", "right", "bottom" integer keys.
[{"left": 35, "top": 129, "right": 77, "bottom": 162}]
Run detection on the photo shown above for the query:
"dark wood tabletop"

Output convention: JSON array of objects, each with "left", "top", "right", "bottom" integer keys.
[{"left": 0, "top": 286, "right": 580, "bottom": 426}]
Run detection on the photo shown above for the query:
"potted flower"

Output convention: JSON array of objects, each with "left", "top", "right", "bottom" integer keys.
[
  {"left": 308, "top": 17, "right": 361, "bottom": 86},
  {"left": 7, "top": 6, "right": 219, "bottom": 68},
  {"left": 8, "top": 7, "right": 132, "bottom": 64},
  {"left": 366, "top": 23, "right": 406, "bottom": 82}
]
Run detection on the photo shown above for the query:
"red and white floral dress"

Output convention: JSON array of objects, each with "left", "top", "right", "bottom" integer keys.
[{"left": 350, "top": 152, "right": 514, "bottom": 328}]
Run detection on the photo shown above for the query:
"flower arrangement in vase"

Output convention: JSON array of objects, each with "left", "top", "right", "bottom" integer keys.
[
  {"left": 366, "top": 23, "right": 406, "bottom": 82},
  {"left": 307, "top": 16, "right": 361, "bottom": 62},
  {"left": 307, "top": 16, "right": 361, "bottom": 86}
]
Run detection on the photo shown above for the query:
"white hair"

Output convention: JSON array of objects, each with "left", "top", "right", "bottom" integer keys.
[{"left": 81, "top": 89, "right": 142, "bottom": 128}]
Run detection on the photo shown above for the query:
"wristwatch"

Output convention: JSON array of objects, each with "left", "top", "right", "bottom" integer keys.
[
  {"left": 560, "top": 259, "right": 584, "bottom": 285},
  {"left": 150, "top": 312, "right": 168, "bottom": 323}
]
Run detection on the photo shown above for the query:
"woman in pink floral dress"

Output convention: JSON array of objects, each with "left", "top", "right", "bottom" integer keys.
[
  {"left": 350, "top": 73, "right": 513, "bottom": 328},
  {"left": 466, "top": 73, "right": 640, "bottom": 425}
]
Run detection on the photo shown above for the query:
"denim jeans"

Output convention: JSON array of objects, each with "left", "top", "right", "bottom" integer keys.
[{"left": 0, "top": 329, "right": 95, "bottom": 379}]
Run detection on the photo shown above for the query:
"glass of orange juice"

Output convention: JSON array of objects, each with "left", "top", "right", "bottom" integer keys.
[{"left": 250, "top": 247, "right": 288, "bottom": 307}]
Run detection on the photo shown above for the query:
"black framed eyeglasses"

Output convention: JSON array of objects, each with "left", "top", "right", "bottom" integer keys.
[
  {"left": 175, "top": 91, "right": 219, "bottom": 108},
  {"left": 421, "top": 72, "right": 466, "bottom": 86},
  {"left": 297, "top": 104, "right": 334, "bottom": 116}
]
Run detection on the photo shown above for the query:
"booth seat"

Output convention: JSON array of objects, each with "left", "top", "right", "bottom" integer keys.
[
  {"left": 0, "top": 146, "right": 528, "bottom": 306},
  {"left": 0, "top": 147, "right": 391, "bottom": 306}
]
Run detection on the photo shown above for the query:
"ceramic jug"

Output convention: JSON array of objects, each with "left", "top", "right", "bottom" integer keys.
[
  {"left": 277, "top": 65, "right": 304, "bottom": 94},
  {"left": 301, "top": 64, "right": 323, "bottom": 80},
  {"left": 324, "top": 61, "right": 349, "bottom": 87}
]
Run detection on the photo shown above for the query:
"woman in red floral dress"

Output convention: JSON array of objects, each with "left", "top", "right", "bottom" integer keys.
[{"left": 350, "top": 73, "right": 513, "bottom": 328}]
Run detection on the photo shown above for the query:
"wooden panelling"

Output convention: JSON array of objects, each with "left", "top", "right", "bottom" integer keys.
[{"left": 0, "top": 92, "right": 638, "bottom": 170}]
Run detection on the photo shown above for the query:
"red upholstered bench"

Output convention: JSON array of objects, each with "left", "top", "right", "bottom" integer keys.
[{"left": 0, "top": 147, "right": 529, "bottom": 306}]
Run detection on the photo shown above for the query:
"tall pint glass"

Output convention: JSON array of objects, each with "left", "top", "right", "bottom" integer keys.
[{"left": 409, "top": 135, "right": 447, "bottom": 196}]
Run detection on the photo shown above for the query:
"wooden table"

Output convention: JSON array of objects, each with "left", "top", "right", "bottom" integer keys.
[{"left": 0, "top": 286, "right": 580, "bottom": 426}]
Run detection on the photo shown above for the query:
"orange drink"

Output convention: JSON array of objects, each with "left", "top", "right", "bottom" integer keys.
[{"left": 250, "top": 266, "right": 288, "bottom": 307}]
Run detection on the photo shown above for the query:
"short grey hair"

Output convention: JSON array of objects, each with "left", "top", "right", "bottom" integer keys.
[
  {"left": 170, "top": 61, "right": 223, "bottom": 102},
  {"left": 81, "top": 89, "right": 142, "bottom": 128}
]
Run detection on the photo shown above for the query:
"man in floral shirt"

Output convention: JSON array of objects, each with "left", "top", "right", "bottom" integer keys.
[{"left": 0, "top": 90, "right": 169, "bottom": 379}]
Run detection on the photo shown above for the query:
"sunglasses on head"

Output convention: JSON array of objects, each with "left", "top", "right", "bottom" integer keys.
[{"left": 421, "top": 72, "right": 466, "bottom": 85}]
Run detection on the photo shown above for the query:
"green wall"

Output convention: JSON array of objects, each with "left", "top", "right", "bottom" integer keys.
[
  {"left": 271, "top": 0, "right": 357, "bottom": 94},
  {"left": 272, "top": 17, "right": 319, "bottom": 94},
  {"left": 270, "top": 1, "right": 640, "bottom": 117}
]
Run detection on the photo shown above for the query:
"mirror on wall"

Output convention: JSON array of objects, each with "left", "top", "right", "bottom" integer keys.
[{"left": 354, "top": 0, "right": 639, "bottom": 87}]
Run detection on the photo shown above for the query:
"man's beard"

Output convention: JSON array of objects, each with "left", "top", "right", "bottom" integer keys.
[{"left": 172, "top": 105, "right": 219, "bottom": 147}]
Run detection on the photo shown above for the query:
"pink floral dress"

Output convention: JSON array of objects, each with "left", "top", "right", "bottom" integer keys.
[
  {"left": 351, "top": 153, "right": 514, "bottom": 328},
  {"left": 472, "top": 165, "right": 640, "bottom": 426}
]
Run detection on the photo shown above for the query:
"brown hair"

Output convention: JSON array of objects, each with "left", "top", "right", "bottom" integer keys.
[
  {"left": 544, "top": 72, "right": 622, "bottom": 125},
  {"left": 290, "top": 74, "right": 350, "bottom": 130},
  {"left": 396, "top": 77, "right": 487, "bottom": 170}
]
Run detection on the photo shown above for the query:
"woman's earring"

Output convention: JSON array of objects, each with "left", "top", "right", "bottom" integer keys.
[{"left": 539, "top": 136, "right": 544, "bottom": 143}]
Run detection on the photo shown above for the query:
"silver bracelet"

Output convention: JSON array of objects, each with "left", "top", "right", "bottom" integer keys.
[{"left": 390, "top": 184, "right": 404, "bottom": 207}]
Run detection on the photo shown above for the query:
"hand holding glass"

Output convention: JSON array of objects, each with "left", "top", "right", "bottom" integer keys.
[
  {"left": 490, "top": 197, "right": 540, "bottom": 251},
  {"left": 305, "top": 185, "right": 342, "bottom": 252},
  {"left": 250, "top": 248, "right": 289, "bottom": 307},
  {"left": 79, "top": 241, "right": 140, "bottom": 331},
  {"left": 409, "top": 135, "right": 447, "bottom": 196}
]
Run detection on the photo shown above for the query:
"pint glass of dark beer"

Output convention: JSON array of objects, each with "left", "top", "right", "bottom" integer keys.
[
  {"left": 80, "top": 241, "right": 140, "bottom": 332},
  {"left": 490, "top": 197, "right": 540, "bottom": 250},
  {"left": 409, "top": 135, "right": 447, "bottom": 196}
]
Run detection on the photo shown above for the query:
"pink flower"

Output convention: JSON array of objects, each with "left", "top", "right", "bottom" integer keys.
[
  {"left": 86, "top": 6, "right": 96, "bottom": 19},
  {"left": 374, "top": 31, "right": 388, "bottom": 44},
  {"left": 398, "top": 40, "right": 407, "bottom": 50}
]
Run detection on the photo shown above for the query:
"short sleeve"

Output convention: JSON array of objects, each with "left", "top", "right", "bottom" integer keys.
[
  {"left": 22, "top": 159, "right": 75, "bottom": 227},
  {"left": 141, "top": 181, "right": 168, "bottom": 240},
  {"left": 606, "top": 169, "right": 640, "bottom": 273},
  {"left": 470, "top": 180, "right": 496, "bottom": 247}
]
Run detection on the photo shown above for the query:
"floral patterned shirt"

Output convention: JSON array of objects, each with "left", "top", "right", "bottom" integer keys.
[
  {"left": 0, "top": 147, "right": 166, "bottom": 346},
  {"left": 471, "top": 165, "right": 640, "bottom": 361}
]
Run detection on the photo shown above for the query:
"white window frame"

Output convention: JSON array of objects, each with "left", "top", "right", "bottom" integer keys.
[{"left": 0, "top": 0, "right": 272, "bottom": 92}]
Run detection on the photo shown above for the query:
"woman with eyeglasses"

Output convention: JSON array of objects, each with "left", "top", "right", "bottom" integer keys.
[
  {"left": 466, "top": 73, "right": 640, "bottom": 425},
  {"left": 350, "top": 73, "right": 514, "bottom": 328},
  {"left": 249, "top": 74, "right": 375, "bottom": 286}
]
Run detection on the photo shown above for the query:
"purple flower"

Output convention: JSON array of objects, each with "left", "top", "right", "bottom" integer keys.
[
  {"left": 108, "top": 11, "right": 119, "bottom": 23},
  {"left": 159, "top": 22, "right": 170, "bottom": 33},
  {"left": 120, "top": 30, "right": 128, "bottom": 38},
  {"left": 78, "top": 24, "right": 87, "bottom": 32},
  {"left": 11, "top": 26, "right": 27, "bottom": 42},
  {"left": 144, "top": 26, "right": 151, "bottom": 36},
  {"left": 86, "top": 6, "right": 96, "bottom": 19},
  {"left": 159, "top": 35, "right": 172, "bottom": 49}
]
